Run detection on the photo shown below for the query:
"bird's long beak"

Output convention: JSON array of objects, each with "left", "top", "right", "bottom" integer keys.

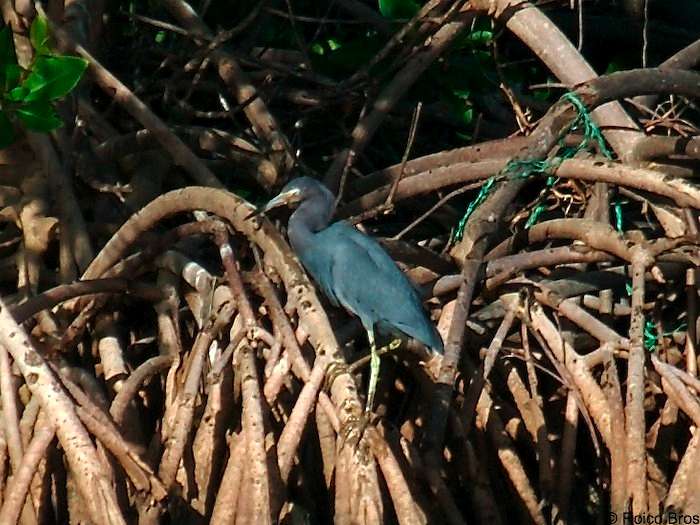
[{"left": 245, "top": 189, "right": 300, "bottom": 220}]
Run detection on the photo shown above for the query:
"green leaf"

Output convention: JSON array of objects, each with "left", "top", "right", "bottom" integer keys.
[
  {"left": 3, "top": 63, "right": 20, "bottom": 91},
  {"left": 7, "top": 84, "right": 28, "bottom": 102},
  {"left": 0, "top": 111, "right": 15, "bottom": 148},
  {"left": 0, "top": 27, "right": 17, "bottom": 68},
  {"left": 452, "top": 89, "right": 471, "bottom": 100},
  {"left": 465, "top": 30, "right": 493, "bottom": 46},
  {"left": 378, "top": 0, "right": 420, "bottom": 19},
  {"left": 15, "top": 100, "right": 62, "bottom": 131},
  {"left": 327, "top": 38, "right": 342, "bottom": 51},
  {"left": 154, "top": 31, "right": 165, "bottom": 43},
  {"left": 311, "top": 35, "right": 384, "bottom": 78},
  {"left": 30, "top": 15, "right": 51, "bottom": 55},
  {"left": 19, "top": 55, "right": 88, "bottom": 102},
  {"left": 605, "top": 60, "right": 622, "bottom": 74},
  {"left": 462, "top": 107, "right": 474, "bottom": 125},
  {"left": 0, "top": 26, "right": 18, "bottom": 92}
]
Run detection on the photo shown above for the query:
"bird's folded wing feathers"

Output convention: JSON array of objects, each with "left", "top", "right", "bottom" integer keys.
[
  {"left": 303, "top": 222, "right": 443, "bottom": 352},
  {"left": 326, "top": 224, "right": 423, "bottom": 314}
]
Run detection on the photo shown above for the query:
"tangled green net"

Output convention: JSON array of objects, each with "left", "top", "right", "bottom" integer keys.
[{"left": 453, "top": 91, "right": 614, "bottom": 242}]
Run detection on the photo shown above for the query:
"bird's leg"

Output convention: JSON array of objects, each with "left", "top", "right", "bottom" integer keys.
[
  {"left": 323, "top": 361, "right": 349, "bottom": 393},
  {"left": 365, "top": 329, "right": 380, "bottom": 415},
  {"left": 388, "top": 338, "right": 402, "bottom": 351}
]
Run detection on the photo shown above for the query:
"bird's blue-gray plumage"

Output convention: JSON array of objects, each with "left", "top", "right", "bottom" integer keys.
[{"left": 274, "top": 177, "right": 443, "bottom": 354}]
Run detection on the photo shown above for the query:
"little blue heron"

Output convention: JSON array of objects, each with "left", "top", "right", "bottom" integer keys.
[{"left": 249, "top": 177, "right": 443, "bottom": 413}]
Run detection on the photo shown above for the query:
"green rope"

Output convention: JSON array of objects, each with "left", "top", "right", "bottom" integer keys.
[
  {"left": 643, "top": 319, "right": 657, "bottom": 351},
  {"left": 644, "top": 321, "right": 688, "bottom": 352},
  {"left": 562, "top": 92, "right": 631, "bottom": 233},
  {"left": 613, "top": 200, "right": 628, "bottom": 232},
  {"left": 453, "top": 91, "right": 614, "bottom": 241},
  {"left": 507, "top": 158, "right": 550, "bottom": 179},
  {"left": 559, "top": 92, "right": 614, "bottom": 161},
  {"left": 524, "top": 176, "right": 557, "bottom": 229},
  {"left": 453, "top": 176, "right": 495, "bottom": 242}
]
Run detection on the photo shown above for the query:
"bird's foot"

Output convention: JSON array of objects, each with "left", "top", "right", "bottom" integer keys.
[
  {"left": 424, "top": 352, "right": 442, "bottom": 380},
  {"left": 387, "top": 338, "right": 402, "bottom": 352},
  {"left": 324, "top": 360, "right": 376, "bottom": 451},
  {"left": 323, "top": 360, "right": 349, "bottom": 393},
  {"left": 338, "top": 412, "right": 362, "bottom": 450},
  {"left": 338, "top": 411, "right": 376, "bottom": 452}
]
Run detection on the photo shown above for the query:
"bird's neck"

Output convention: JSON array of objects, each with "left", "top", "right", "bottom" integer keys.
[{"left": 288, "top": 201, "right": 332, "bottom": 253}]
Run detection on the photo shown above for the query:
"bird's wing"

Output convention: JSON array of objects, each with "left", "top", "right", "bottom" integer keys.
[
  {"left": 328, "top": 223, "right": 425, "bottom": 302},
  {"left": 298, "top": 234, "right": 341, "bottom": 307},
  {"left": 320, "top": 223, "right": 443, "bottom": 352}
]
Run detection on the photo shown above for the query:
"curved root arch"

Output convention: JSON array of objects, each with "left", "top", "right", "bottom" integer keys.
[{"left": 80, "top": 186, "right": 386, "bottom": 521}]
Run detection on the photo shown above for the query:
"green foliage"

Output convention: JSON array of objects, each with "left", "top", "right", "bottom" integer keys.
[
  {"left": 605, "top": 60, "right": 623, "bottom": 74},
  {"left": 463, "top": 29, "right": 493, "bottom": 46},
  {"left": 29, "top": 15, "right": 50, "bottom": 55},
  {"left": 310, "top": 34, "right": 384, "bottom": 78},
  {"left": 18, "top": 55, "right": 88, "bottom": 102},
  {"left": 0, "top": 15, "right": 88, "bottom": 148},
  {"left": 378, "top": 0, "right": 420, "bottom": 20},
  {"left": 0, "top": 27, "right": 17, "bottom": 91},
  {"left": 15, "top": 101, "right": 63, "bottom": 131}
]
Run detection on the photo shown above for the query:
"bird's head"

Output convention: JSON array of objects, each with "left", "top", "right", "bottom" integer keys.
[{"left": 246, "top": 177, "right": 335, "bottom": 221}]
